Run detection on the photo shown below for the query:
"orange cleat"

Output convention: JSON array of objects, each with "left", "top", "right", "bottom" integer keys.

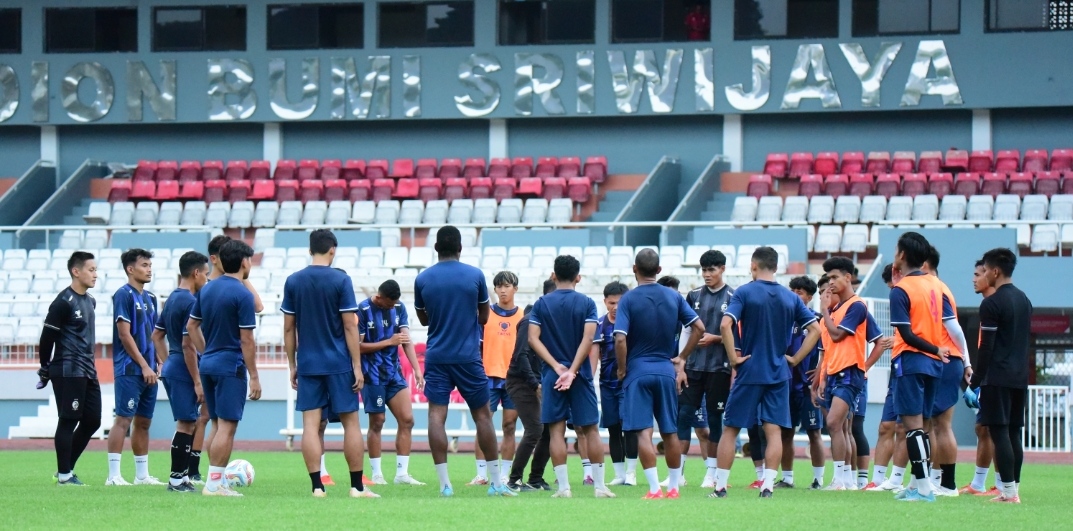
[
  {"left": 748, "top": 480, "right": 763, "bottom": 489},
  {"left": 643, "top": 490, "right": 665, "bottom": 500},
  {"left": 362, "top": 475, "right": 375, "bottom": 486},
  {"left": 321, "top": 475, "right": 335, "bottom": 487},
  {"left": 666, "top": 488, "right": 680, "bottom": 499},
  {"left": 989, "top": 494, "right": 1020, "bottom": 504},
  {"left": 862, "top": 482, "right": 879, "bottom": 490}
]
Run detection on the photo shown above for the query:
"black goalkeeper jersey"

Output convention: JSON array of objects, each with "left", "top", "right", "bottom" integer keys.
[{"left": 43, "top": 288, "right": 97, "bottom": 379}]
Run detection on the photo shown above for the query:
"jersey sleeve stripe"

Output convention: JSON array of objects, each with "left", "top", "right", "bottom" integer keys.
[
  {"left": 280, "top": 308, "right": 296, "bottom": 315},
  {"left": 867, "top": 332, "right": 883, "bottom": 342},
  {"left": 154, "top": 324, "right": 165, "bottom": 330},
  {"left": 837, "top": 324, "right": 857, "bottom": 335},
  {"left": 723, "top": 311, "right": 739, "bottom": 323},
  {"left": 239, "top": 324, "right": 257, "bottom": 329},
  {"left": 43, "top": 323, "right": 60, "bottom": 330},
  {"left": 339, "top": 306, "right": 360, "bottom": 312},
  {"left": 683, "top": 315, "right": 700, "bottom": 327},
  {"left": 115, "top": 315, "right": 131, "bottom": 323},
  {"left": 800, "top": 316, "right": 818, "bottom": 328},
  {"left": 980, "top": 326, "right": 998, "bottom": 331},
  {"left": 890, "top": 320, "right": 910, "bottom": 325}
]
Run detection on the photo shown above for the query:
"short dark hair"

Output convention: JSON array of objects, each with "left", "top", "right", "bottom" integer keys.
[
  {"left": 926, "top": 245, "right": 940, "bottom": 272},
  {"left": 788, "top": 275, "right": 817, "bottom": 296},
  {"left": 208, "top": 234, "right": 231, "bottom": 257},
  {"left": 219, "top": 240, "right": 254, "bottom": 274},
  {"left": 542, "top": 279, "right": 556, "bottom": 295},
  {"left": 881, "top": 264, "right": 893, "bottom": 284},
  {"left": 434, "top": 225, "right": 462, "bottom": 256},
  {"left": 121, "top": 248, "right": 152, "bottom": 271},
  {"left": 378, "top": 279, "right": 401, "bottom": 300},
  {"left": 67, "top": 251, "right": 95, "bottom": 276},
  {"left": 699, "top": 250, "right": 726, "bottom": 268},
  {"left": 981, "top": 247, "right": 1017, "bottom": 277},
  {"left": 822, "top": 256, "right": 855, "bottom": 276},
  {"left": 896, "top": 232, "right": 930, "bottom": 269},
  {"left": 603, "top": 281, "right": 629, "bottom": 298},
  {"left": 751, "top": 246, "right": 778, "bottom": 272},
  {"left": 493, "top": 271, "right": 519, "bottom": 288},
  {"left": 309, "top": 229, "right": 337, "bottom": 255},
  {"left": 817, "top": 274, "right": 829, "bottom": 289},
  {"left": 657, "top": 276, "right": 680, "bottom": 290},
  {"left": 553, "top": 255, "right": 581, "bottom": 282},
  {"left": 178, "top": 251, "right": 209, "bottom": 278},
  {"left": 635, "top": 248, "right": 660, "bottom": 277},
  {"left": 974, "top": 259, "right": 984, "bottom": 268}
]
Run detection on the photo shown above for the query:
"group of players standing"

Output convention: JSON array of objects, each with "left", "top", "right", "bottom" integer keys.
[{"left": 37, "top": 225, "right": 1031, "bottom": 503}]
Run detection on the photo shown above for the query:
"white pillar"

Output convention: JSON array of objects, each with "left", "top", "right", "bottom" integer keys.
[
  {"left": 264, "top": 122, "right": 283, "bottom": 166},
  {"left": 971, "top": 109, "right": 991, "bottom": 152},
  {"left": 489, "top": 119, "right": 508, "bottom": 159},
  {"left": 722, "top": 114, "right": 743, "bottom": 171},
  {"left": 41, "top": 126, "right": 59, "bottom": 184}
]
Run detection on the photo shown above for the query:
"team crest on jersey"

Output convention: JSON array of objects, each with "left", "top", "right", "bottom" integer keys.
[
  {"left": 71, "top": 399, "right": 79, "bottom": 411},
  {"left": 721, "top": 303, "right": 728, "bottom": 312},
  {"left": 127, "top": 398, "right": 136, "bottom": 410},
  {"left": 74, "top": 310, "right": 82, "bottom": 319},
  {"left": 717, "top": 402, "right": 725, "bottom": 410},
  {"left": 500, "top": 322, "right": 509, "bottom": 330},
  {"left": 376, "top": 396, "right": 384, "bottom": 407},
  {"left": 694, "top": 300, "right": 700, "bottom": 309}
]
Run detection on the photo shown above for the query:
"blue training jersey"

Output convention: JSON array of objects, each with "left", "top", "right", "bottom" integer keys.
[
  {"left": 593, "top": 314, "right": 619, "bottom": 389},
  {"left": 191, "top": 275, "right": 257, "bottom": 377},
  {"left": 790, "top": 309, "right": 822, "bottom": 392},
  {"left": 724, "top": 280, "right": 818, "bottom": 385},
  {"left": 358, "top": 298, "right": 409, "bottom": 385},
  {"left": 613, "top": 283, "right": 699, "bottom": 386},
  {"left": 529, "top": 289, "right": 599, "bottom": 379},
  {"left": 413, "top": 260, "right": 488, "bottom": 365},
  {"left": 112, "top": 284, "right": 158, "bottom": 376},
  {"left": 281, "top": 266, "right": 359, "bottom": 376},
  {"left": 157, "top": 288, "right": 197, "bottom": 382}
]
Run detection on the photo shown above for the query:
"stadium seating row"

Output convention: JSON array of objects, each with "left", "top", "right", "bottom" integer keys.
[
  {"left": 813, "top": 222, "right": 1071, "bottom": 254},
  {"left": 730, "top": 194, "right": 1073, "bottom": 224},
  {"left": 763, "top": 149, "right": 1073, "bottom": 178},
  {"left": 746, "top": 171, "right": 1072, "bottom": 200}
]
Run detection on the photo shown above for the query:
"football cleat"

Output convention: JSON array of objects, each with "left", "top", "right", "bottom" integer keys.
[
  {"left": 551, "top": 489, "right": 573, "bottom": 498},
  {"left": 350, "top": 488, "right": 380, "bottom": 498},
  {"left": 934, "top": 486, "right": 960, "bottom": 497},
  {"left": 362, "top": 475, "right": 375, "bottom": 486},
  {"left": 643, "top": 490, "right": 664, "bottom": 500},
  {"left": 823, "top": 483, "right": 846, "bottom": 491},
  {"left": 894, "top": 487, "right": 914, "bottom": 500},
  {"left": 774, "top": 480, "right": 795, "bottom": 489},
  {"left": 701, "top": 476, "right": 716, "bottom": 489},
  {"left": 862, "top": 482, "right": 879, "bottom": 490},
  {"left": 394, "top": 474, "right": 426, "bottom": 486},
  {"left": 708, "top": 488, "right": 728, "bottom": 498},
  {"left": 528, "top": 479, "right": 553, "bottom": 491},
  {"left": 595, "top": 488, "right": 616, "bottom": 498},
  {"left": 488, "top": 485, "right": 518, "bottom": 497},
  {"left": 440, "top": 486, "right": 454, "bottom": 497},
  {"left": 321, "top": 474, "right": 335, "bottom": 487},
  {"left": 57, "top": 475, "right": 86, "bottom": 487},
  {"left": 624, "top": 472, "right": 637, "bottom": 487},
  {"left": 134, "top": 476, "right": 166, "bottom": 486},
  {"left": 105, "top": 476, "right": 132, "bottom": 486},
  {"left": 188, "top": 474, "right": 204, "bottom": 485},
  {"left": 370, "top": 474, "right": 388, "bottom": 485},
  {"left": 202, "top": 484, "right": 242, "bottom": 497},
  {"left": 608, "top": 476, "right": 627, "bottom": 486},
  {"left": 466, "top": 476, "right": 490, "bottom": 486},
  {"left": 810, "top": 479, "right": 823, "bottom": 490},
  {"left": 747, "top": 479, "right": 763, "bottom": 489},
  {"left": 583, "top": 476, "right": 594, "bottom": 486},
  {"left": 311, "top": 488, "right": 327, "bottom": 498},
  {"left": 960, "top": 484, "right": 999, "bottom": 496},
  {"left": 759, "top": 489, "right": 773, "bottom": 498},
  {"left": 898, "top": 489, "right": 936, "bottom": 502},
  {"left": 665, "top": 489, "right": 680, "bottom": 499},
  {"left": 989, "top": 494, "right": 1020, "bottom": 504},
  {"left": 166, "top": 482, "right": 196, "bottom": 493}
]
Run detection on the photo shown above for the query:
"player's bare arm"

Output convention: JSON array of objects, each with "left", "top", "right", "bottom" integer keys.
[
  {"left": 181, "top": 335, "right": 203, "bottom": 404},
  {"left": 117, "top": 320, "right": 157, "bottom": 385},
  {"left": 614, "top": 333, "right": 627, "bottom": 381},
  {"left": 242, "top": 278, "right": 265, "bottom": 314},
  {"left": 720, "top": 316, "right": 747, "bottom": 366},
  {"left": 415, "top": 308, "right": 429, "bottom": 327},
  {"left": 151, "top": 328, "right": 168, "bottom": 375},
  {"left": 359, "top": 331, "right": 408, "bottom": 354},
  {"left": 240, "top": 328, "right": 261, "bottom": 400},
  {"left": 283, "top": 313, "right": 297, "bottom": 390},
  {"left": 675, "top": 319, "right": 705, "bottom": 391},
  {"left": 341, "top": 312, "right": 364, "bottom": 392},
  {"left": 787, "top": 322, "right": 821, "bottom": 367},
  {"left": 561, "top": 322, "right": 597, "bottom": 390},
  {"left": 186, "top": 316, "right": 205, "bottom": 354},
  {"left": 400, "top": 330, "right": 423, "bottom": 391},
  {"left": 528, "top": 322, "right": 567, "bottom": 380},
  {"left": 477, "top": 300, "right": 490, "bottom": 326},
  {"left": 864, "top": 337, "right": 888, "bottom": 371}
]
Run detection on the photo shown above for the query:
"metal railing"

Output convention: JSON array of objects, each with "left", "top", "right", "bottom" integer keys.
[
  {"left": 1025, "top": 385, "right": 1071, "bottom": 452},
  {"left": 0, "top": 224, "right": 214, "bottom": 250}
]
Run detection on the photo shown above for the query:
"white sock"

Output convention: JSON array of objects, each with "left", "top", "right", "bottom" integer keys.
[
  {"left": 370, "top": 457, "right": 382, "bottom": 478},
  {"left": 626, "top": 458, "right": 638, "bottom": 474},
  {"left": 714, "top": 468, "right": 730, "bottom": 491},
  {"left": 813, "top": 466, "right": 825, "bottom": 485},
  {"left": 134, "top": 455, "right": 149, "bottom": 480},
  {"left": 488, "top": 460, "right": 502, "bottom": 488},
  {"left": 917, "top": 472, "right": 933, "bottom": 496},
  {"left": 782, "top": 470, "right": 794, "bottom": 484},
  {"left": 208, "top": 465, "right": 226, "bottom": 487},
  {"left": 1014, "top": 481, "right": 1020, "bottom": 497},
  {"left": 108, "top": 453, "right": 122, "bottom": 478},
  {"left": 643, "top": 467, "right": 660, "bottom": 494},
  {"left": 592, "top": 463, "right": 606, "bottom": 490},
  {"left": 475, "top": 459, "right": 487, "bottom": 480},
  {"left": 502, "top": 460, "right": 512, "bottom": 479},
  {"left": 891, "top": 466, "right": 905, "bottom": 483},
  {"left": 554, "top": 464, "right": 570, "bottom": 492},
  {"left": 435, "top": 463, "right": 451, "bottom": 490},
  {"left": 58, "top": 472, "right": 73, "bottom": 481},
  {"left": 669, "top": 466, "right": 682, "bottom": 490},
  {"left": 873, "top": 464, "right": 887, "bottom": 483},
  {"left": 582, "top": 459, "right": 592, "bottom": 480},
  {"left": 612, "top": 462, "right": 626, "bottom": 477},
  {"left": 833, "top": 461, "right": 845, "bottom": 486},
  {"left": 320, "top": 454, "right": 327, "bottom": 475},
  {"left": 755, "top": 465, "right": 764, "bottom": 481},
  {"left": 706, "top": 457, "right": 717, "bottom": 478},
  {"left": 857, "top": 470, "right": 868, "bottom": 489},
  {"left": 971, "top": 466, "right": 989, "bottom": 491},
  {"left": 930, "top": 468, "right": 942, "bottom": 484},
  {"left": 762, "top": 468, "right": 777, "bottom": 491},
  {"left": 396, "top": 455, "right": 410, "bottom": 477}
]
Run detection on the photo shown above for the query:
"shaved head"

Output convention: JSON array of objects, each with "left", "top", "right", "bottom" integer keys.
[{"left": 635, "top": 248, "right": 661, "bottom": 278}]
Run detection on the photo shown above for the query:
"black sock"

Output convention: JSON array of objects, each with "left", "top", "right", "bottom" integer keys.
[
  {"left": 69, "top": 417, "right": 100, "bottom": 471},
  {"left": 350, "top": 470, "right": 364, "bottom": 491},
  {"left": 55, "top": 419, "right": 78, "bottom": 475},
  {"left": 171, "top": 432, "right": 194, "bottom": 480},
  {"left": 310, "top": 472, "right": 325, "bottom": 492},
  {"left": 189, "top": 451, "right": 202, "bottom": 476},
  {"left": 624, "top": 430, "right": 639, "bottom": 460},
  {"left": 940, "top": 463, "right": 956, "bottom": 490}
]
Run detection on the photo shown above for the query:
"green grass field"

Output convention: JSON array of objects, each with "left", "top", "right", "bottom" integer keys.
[{"left": 1, "top": 450, "right": 1059, "bottom": 530}]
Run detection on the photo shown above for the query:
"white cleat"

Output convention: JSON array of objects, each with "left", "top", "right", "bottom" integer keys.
[
  {"left": 867, "top": 480, "right": 902, "bottom": 492},
  {"left": 608, "top": 476, "right": 627, "bottom": 486},
  {"left": 393, "top": 474, "right": 426, "bottom": 486},
  {"left": 934, "top": 486, "right": 960, "bottom": 497},
  {"left": 701, "top": 476, "right": 716, "bottom": 489},
  {"left": 659, "top": 477, "right": 670, "bottom": 488},
  {"left": 202, "top": 484, "right": 242, "bottom": 497},
  {"left": 624, "top": 471, "right": 637, "bottom": 486},
  {"left": 134, "top": 475, "right": 166, "bottom": 486},
  {"left": 595, "top": 487, "right": 616, "bottom": 498},
  {"left": 350, "top": 488, "right": 381, "bottom": 498},
  {"left": 312, "top": 488, "right": 327, "bottom": 498},
  {"left": 370, "top": 474, "right": 389, "bottom": 485},
  {"left": 466, "top": 476, "right": 489, "bottom": 486},
  {"left": 551, "top": 489, "right": 572, "bottom": 498},
  {"left": 105, "top": 476, "right": 132, "bottom": 486}
]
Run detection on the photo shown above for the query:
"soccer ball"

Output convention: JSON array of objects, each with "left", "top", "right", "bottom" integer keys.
[{"left": 225, "top": 459, "right": 255, "bottom": 487}]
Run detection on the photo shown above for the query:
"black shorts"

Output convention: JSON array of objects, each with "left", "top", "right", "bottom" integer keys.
[
  {"left": 52, "top": 376, "right": 103, "bottom": 422},
  {"left": 977, "top": 385, "right": 1027, "bottom": 428},
  {"left": 679, "top": 371, "right": 732, "bottom": 419}
]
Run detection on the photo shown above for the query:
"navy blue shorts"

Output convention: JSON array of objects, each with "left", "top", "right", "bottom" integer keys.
[
  {"left": 488, "top": 377, "right": 515, "bottom": 413},
  {"left": 855, "top": 384, "right": 868, "bottom": 417},
  {"left": 162, "top": 376, "right": 199, "bottom": 422},
  {"left": 931, "top": 357, "right": 964, "bottom": 418},
  {"left": 114, "top": 375, "right": 158, "bottom": 419},
  {"left": 541, "top": 371, "right": 599, "bottom": 426},
  {"left": 893, "top": 372, "right": 939, "bottom": 419},
  {"left": 790, "top": 391, "right": 822, "bottom": 431},
  {"left": 622, "top": 373, "right": 678, "bottom": 434},
  {"left": 676, "top": 399, "right": 709, "bottom": 440},
  {"left": 599, "top": 385, "right": 624, "bottom": 428},
  {"left": 297, "top": 372, "right": 360, "bottom": 418},
  {"left": 362, "top": 374, "right": 409, "bottom": 415},
  {"left": 201, "top": 373, "right": 246, "bottom": 421},
  {"left": 724, "top": 380, "right": 791, "bottom": 429},
  {"left": 823, "top": 367, "right": 864, "bottom": 413},
  {"left": 424, "top": 360, "right": 489, "bottom": 410}
]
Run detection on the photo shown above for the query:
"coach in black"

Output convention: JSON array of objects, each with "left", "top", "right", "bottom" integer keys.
[
  {"left": 970, "top": 247, "right": 1032, "bottom": 504},
  {"left": 38, "top": 251, "right": 101, "bottom": 486}
]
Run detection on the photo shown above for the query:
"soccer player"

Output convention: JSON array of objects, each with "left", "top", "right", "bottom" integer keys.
[
  {"left": 961, "top": 260, "right": 999, "bottom": 496},
  {"left": 591, "top": 281, "right": 638, "bottom": 487},
  {"left": 970, "top": 247, "right": 1032, "bottom": 503},
  {"left": 710, "top": 246, "right": 820, "bottom": 499},
  {"left": 187, "top": 240, "right": 261, "bottom": 497},
  {"left": 867, "top": 264, "right": 910, "bottom": 492},
  {"left": 888, "top": 232, "right": 958, "bottom": 502},
  {"left": 357, "top": 279, "right": 425, "bottom": 486},
  {"left": 415, "top": 226, "right": 513, "bottom": 497},
  {"left": 151, "top": 251, "right": 210, "bottom": 492},
  {"left": 779, "top": 275, "right": 825, "bottom": 490},
  {"left": 106, "top": 249, "right": 163, "bottom": 486},
  {"left": 39, "top": 251, "right": 100, "bottom": 486},
  {"left": 528, "top": 255, "right": 608, "bottom": 498},
  {"left": 615, "top": 249, "right": 703, "bottom": 499},
  {"left": 469, "top": 271, "right": 523, "bottom": 486},
  {"left": 922, "top": 247, "right": 971, "bottom": 496}
]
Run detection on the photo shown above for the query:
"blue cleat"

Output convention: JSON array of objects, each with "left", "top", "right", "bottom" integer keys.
[
  {"left": 488, "top": 485, "right": 519, "bottom": 497},
  {"left": 894, "top": 487, "right": 915, "bottom": 500},
  {"left": 441, "top": 486, "right": 454, "bottom": 497},
  {"left": 898, "top": 489, "right": 936, "bottom": 502}
]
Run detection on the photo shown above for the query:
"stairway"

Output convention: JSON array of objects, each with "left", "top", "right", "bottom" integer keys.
[
  {"left": 7, "top": 392, "right": 115, "bottom": 439},
  {"left": 682, "top": 193, "right": 744, "bottom": 246}
]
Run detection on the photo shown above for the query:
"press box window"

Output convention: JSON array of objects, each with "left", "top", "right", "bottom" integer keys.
[
  {"left": 612, "top": 0, "right": 712, "bottom": 43},
  {"left": 46, "top": 8, "right": 137, "bottom": 53},
  {"left": 987, "top": 0, "right": 1072, "bottom": 31},
  {"left": 734, "top": 0, "right": 839, "bottom": 40},
  {"left": 0, "top": 9, "right": 20, "bottom": 54},
  {"left": 499, "top": 1, "right": 595, "bottom": 45},
  {"left": 153, "top": 6, "right": 247, "bottom": 52},
  {"left": 268, "top": 4, "right": 364, "bottom": 50},
  {"left": 379, "top": 2, "right": 474, "bottom": 48},
  {"left": 853, "top": 0, "right": 960, "bottom": 36}
]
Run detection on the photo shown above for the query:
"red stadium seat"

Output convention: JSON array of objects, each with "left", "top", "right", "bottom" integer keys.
[
  {"left": 273, "top": 159, "right": 296, "bottom": 181},
  {"left": 891, "top": 151, "right": 916, "bottom": 174},
  {"left": 918, "top": 151, "right": 942, "bottom": 174},
  {"left": 865, "top": 152, "right": 890, "bottom": 174},
  {"left": 415, "top": 159, "right": 438, "bottom": 180},
  {"left": 155, "top": 161, "right": 178, "bottom": 182},
  {"left": 517, "top": 177, "right": 543, "bottom": 198},
  {"left": 463, "top": 158, "right": 486, "bottom": 179},
  {"left": 535, "top": 157, "right": 558, "bottom": 178},
  {"left": 558, "top": 156, "right": 582, "bottom": 178},
  {"left": 130, "top": 179, "right": 156, "bottom": 201},
  {"left": 493, "top": 177, "right": 517, "bottom": 201},
  {"left": 874, "top": 173, "right": 901, "bottom": 199},
  {"left": 394, "top": 178, "right": 419, "bottom": 200},
  {"left": 203, "top": 180, "right": 227, "bottom": 203},
  {"left": 347, "top": 179, "right": 371, "bottom": 202},
  {"left": 488, "top": 158, "right": 510, "bottom": 179},
  {"left": 1007, "top": 172, "right": 1033, "bottom": 198},
  {"left": 392, "top": 159, "right": 414, "bottom": 178},
  {"left": 469, "top": 177, "right": 493, "bottom": 199},
  {"left": 225, "top": 160, "right": 248, "bottom": 182},
  {"left": 443, "top": 177, "right": 468, "bottom": 202},
  {"left": 366, "top": 159, "right": 389, "bottom": 180},
  {"left": 583, "top": 156, "right": 608, "bottom": 184},
  {"left": 202, "top": 160, "right": 224, "bottom": 181},
  {"left": 248, "top": 180, "right": 276, "bottom": 201},
  {"left": 848, "top": 173, "right": 875, "bottom": 198},
  {"left": 1035, "top": 171, "right": 1061, "bottom": 198},
  {"left": 275, "top": 179, "right": 299, "bottom": 202},
  {"left": 324, "top": 179, "right": 347, "bottom": 202},
  {"left": 968, "top": 150, "right": 993, "bottom": 173},
  {"left": 154, "top": 180, "right": 179, "bottom": 201},
  {"left": 813, "top": 152, "right": 839, "bottom": 176},
  {"left": 542, "top": 177, "right": 566, "bottom": 200},
  {"left": 321, "top": 159, "right": 342, "bottom": 181},
  {"left": 300, "top": 180, "right": 324, "bottom": 202},
  {"left": 1052, "top": 149, "right": 1073, "bottom": 172},
  {"left": 788, "top": 152, "right": 813, "bottom": 179},
  {"left": 178, "top": 161, "right": 202, "bottom": 183},
  {"left": 248, "top": 160, "right": 271, "bottom": 181},
  {"left": 134, "top": 160, "right": 157, "bottom": 181},
  {"left": 228, "top": 180, "right": 251, "bottom": 202},
  {"left": 297, "top": 159, "right": 320, "bottom": 181},
  {"left": 953, "top": 173, "right": 980, "bottom": 197},
  {"left": 1063, "top": 172, "right": 1073, "bottom": 195},
  {"left": 108, "top": 179, "right": 132, "bottom": 202},
  {"left": 840, "top": 152, "right": 864, "bottom": 174},
  {"left": 824, "top": 174, "right": 849, "bottom": 199},
  {"left": 439, "top": 159, "right": 462, "bottom": 180},
  {"left": 418, "top": 177, "right": 443, "bottom": 202},
  {"left": 902, "top": 173, "right": 928, "bottom": 198},
  {"left": 179, "top": 181, "right": 203, "bottom": 201},
  {"left": 372, "top": 178, "right": 395, "bottom": 202},
  {"left": 927, "top": 173, "right": 953, "bottom": 199},
  {"left": 995, "top": 150, "right": 1021, "bottom": 174},
  {"left": 944, "top": 150, "right": 969, "bottom": 173},
  {"left": 980, "top": 172, "right": 1006, "bottom": 197},
  {"left": 746, "top": 174, "right": 772, "bottom": 198},
  {"left": 798, "top": 174, "right": 823, "bottom": 199},
  {"left": 567, "top": 177, "right": 592, "bottom": 203},
  {"left": 1023, "top": 149, "right": 1049, "bottom": 173},
  {"left": 763, "top": 153, "right": 788, "bottom": 178},
  {"left": 342, "top": 159, "right": 365, "bottom": 180},
  {"left": 511, "top": 157, "right": 533, "bottom": 179}
]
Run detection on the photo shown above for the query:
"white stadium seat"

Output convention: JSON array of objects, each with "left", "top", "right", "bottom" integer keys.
[
  {"left": 473, "top": 199, "right": 498, "bottom": 224},
  {"left": 228, "top": 201, "right": 255, "bottom": 228},
  {"left": 734, "top": 245, "right": 757, "bottom": 269},
  {"left": 497, "top": 199, "right": 523, "bottom": 223},
  {"left": 885, "top": 196, "right": 912, "bottom": 222},
  {"left": 992, "top": 195, "right": 1020, "bottom": 221},
  {"left": 1031, "top": 224, "right": 1060, "bottom": 253},
  {"left": 807, "top": 195, "right": 834, "bottom": 223},
  {"left": 859, "top": 196, "right": 887, "bottom": 223},
  {"left": 966, "top": 195, "right": 994, "bottom": 221},
  {"left": 448, "top": 199, "right": 474, "bottom": 224},
  {"left": 730, "top": 196, "right": 757, "bottom": 222},
  {"left": 814, "top": 225, "right": 842, "bottom": 253},
  {"left": 277, "top": 201, "right": 304, "bottom": 226},
  {"left": 57, "top": 229, "right": 83, "bottom": 250},
  {"left": 83, "top": 201, "right": 112, "bottom": 224},
  {"left": 84, "top": 229, "right": 109, "bottom": 249},
  {"left": 157, "top": 202, "right": 183, "bottom": 226},
  {"left": 382, "top": 247, "right": 408, "bottom": 269},
  {"left": 1021, "top": 195, "right": 1048, "bottom": 221},
  {"left": 253, "top": 229, "right": 275, "bottom": 252},
  {"left": 911, "top": 194, "right": 939, "bottom": 221},
  {"left": 204, "top": 202, "right": 231, "bottom": 228},
  {"left": 939, "top": 195, "right": 966, "bottom": 221},
  {"left": 547, "top": 198, "right": 573, "bottom": 224},
  {"left": 398, "top": 200, "right": 425, "bottom": 225},
  {"left": 522, "top": 199, "right": 549, "bottom": 224},
  {"left": 684, "top": 245, "right": 709, "bottom": 266},
  {"left": 782, "top": 196, "right": 808, "bottom": 223},
  {"left": 252, "top": 201, "right": 279, "bottom": 228},
  {"left": 833, "top": 195, "right": 860, "bottom": 223},
  {"left": 1050, "top": 195, "right": 1073, "bottom": 221},
  {"left": 423, "top": 200, "right": 449, "bottom": 224},
  {"left": 109, "top": 202, "right": 135, "bottom": 226},
  {"left": 181, "top": 201, "right": 207, "bottom": 225},
  {"left": 301, "top": 201, "right": 328, "bottom": 225},
  {"left": 756, "top": 196, "right": 783, "bottom": 222},
  {"left": 133, "top": 202, "right": 159, "bottom": 226},
  {"left": 349, "top": 201, "right": 376, "bottom": 224},
  {"left": 325, "top": 201, "right": 351, "bottom": 225},
  {"left": 841, "top": 224, "right": 869, "bottom": 253},
  {"left": 408, "top": 247, "right": 434, "bottom": 268}
]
